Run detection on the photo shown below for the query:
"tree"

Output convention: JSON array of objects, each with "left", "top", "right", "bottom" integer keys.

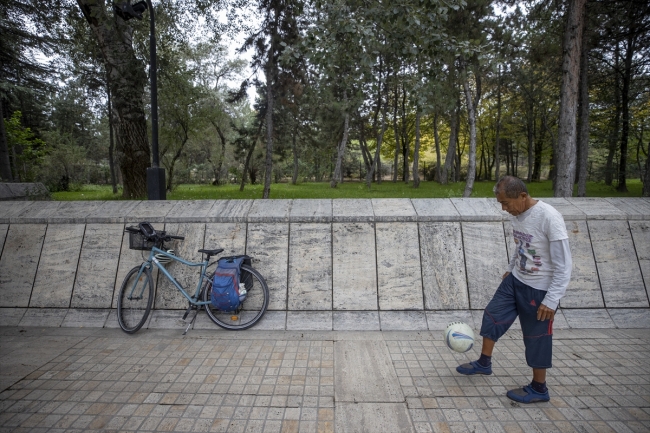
[
  {"left": 76, "top": 0, "right": 151, "bottom": 198},
  {"left": 555, "top": 0, "right": 587, "bottom": 197}
]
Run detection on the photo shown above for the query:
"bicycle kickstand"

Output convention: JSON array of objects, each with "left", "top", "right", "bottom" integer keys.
[{"left": 182, "top": 302, "right": 200, "bottom": 336}]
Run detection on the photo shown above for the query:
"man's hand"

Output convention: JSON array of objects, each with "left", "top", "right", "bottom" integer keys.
[
  {"left": 537, "top": 303, "right": 555, "bottom": 321},
  {"left": 502, "top": 271, "right": 510, "bottom": 280}
]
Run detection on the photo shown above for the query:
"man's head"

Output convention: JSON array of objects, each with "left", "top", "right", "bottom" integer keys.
[{"left": 493, "top": 176, "right": 532, "bottom": 216}]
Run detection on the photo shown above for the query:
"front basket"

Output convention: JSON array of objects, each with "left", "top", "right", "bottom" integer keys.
[{"left": 128, "top": 230, "right": 155, "bottom": 251}]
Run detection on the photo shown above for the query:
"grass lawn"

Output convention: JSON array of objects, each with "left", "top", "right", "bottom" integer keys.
[{"left": 52, "top": 179, "right": 645, "bottom": 200}]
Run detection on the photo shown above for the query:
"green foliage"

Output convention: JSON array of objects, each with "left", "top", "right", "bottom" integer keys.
[
  {"left": 4, "top": 111, "right": 47, "bottom": 181},
  {"left": 52, "top": 179, "right": 644, "bottom": 201}
]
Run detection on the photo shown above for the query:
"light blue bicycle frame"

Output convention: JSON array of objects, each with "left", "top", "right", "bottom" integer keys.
[{"left": 133, "top": 246, "right": 214, "bottom": 306}]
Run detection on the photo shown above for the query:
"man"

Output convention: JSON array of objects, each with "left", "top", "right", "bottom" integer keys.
[{"left": 456, "top": 176, "right": 572, "bottom": 403}]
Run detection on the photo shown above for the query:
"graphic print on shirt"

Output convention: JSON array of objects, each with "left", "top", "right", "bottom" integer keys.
[{"left": 513, "top": 229, "right": 542, "bottom": 275}]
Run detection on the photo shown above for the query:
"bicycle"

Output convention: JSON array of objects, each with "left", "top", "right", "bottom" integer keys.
[{"left": 117, "top": 222, "right": 269, "bottom": 334}]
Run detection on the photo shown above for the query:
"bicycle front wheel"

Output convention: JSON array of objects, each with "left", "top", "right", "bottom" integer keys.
[
  {"left": 117, "top": 265, "right": 154, "bottom": 334},
  {"left": 203, "top": 264, "right": 269, "bottom": 330}
]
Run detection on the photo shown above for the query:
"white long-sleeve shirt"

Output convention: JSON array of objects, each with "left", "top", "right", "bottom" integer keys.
[{"left": 506, "top": 200, "right": 572, "bottom": 310}]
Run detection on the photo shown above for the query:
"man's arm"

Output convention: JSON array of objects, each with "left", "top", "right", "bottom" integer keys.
[{"left": 537, "top": 238, "right": 572, "bottom": 320}]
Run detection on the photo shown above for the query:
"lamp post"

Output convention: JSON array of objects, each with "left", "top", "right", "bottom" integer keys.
[{"left": 114, "top": 0, "right": 166, "bottom": 200}]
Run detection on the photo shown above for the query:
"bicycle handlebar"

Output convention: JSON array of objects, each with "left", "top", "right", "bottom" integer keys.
[{"left": 125, "top": 222, "right": 184, "bottom": 243}]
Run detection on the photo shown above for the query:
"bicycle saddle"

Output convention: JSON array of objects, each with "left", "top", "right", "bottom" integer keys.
[{"left": 198, "top": 248, "right": 224, "bottom": 257}]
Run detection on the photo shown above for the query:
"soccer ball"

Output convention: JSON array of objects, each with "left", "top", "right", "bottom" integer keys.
[{"left": 444, "top": 322, "right": 475, "bottom": 353}]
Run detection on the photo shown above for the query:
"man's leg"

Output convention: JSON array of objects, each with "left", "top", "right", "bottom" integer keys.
[
  {"left": 532, "top": 368, "right": 546, "bottom": 383},
  {"left": 481, "top": 337, "right": 495, "bottom": 357},
  {"left": 506, "top": 281, "right": 552, "bottom": 403},
  {"left": 456, "top": 275, "right": 517, "bottom": 376}
]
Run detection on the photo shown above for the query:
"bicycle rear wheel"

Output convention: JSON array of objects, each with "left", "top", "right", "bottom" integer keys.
[
  {"left": 117, "top": 265, "right": 154, "bottom": 334},
  {"left": 203, "top": 264, "right": 269, "bottom": 330}
]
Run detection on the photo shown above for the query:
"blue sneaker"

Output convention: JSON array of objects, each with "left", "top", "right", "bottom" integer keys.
[
  {"left": 456, "top": 360, "right": 492, "bottom": 375},
  {"left": 506, "top": 384, "right": 550, "bottom": 403}
]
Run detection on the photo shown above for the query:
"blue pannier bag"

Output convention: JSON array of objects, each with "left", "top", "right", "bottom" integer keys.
[{"left": 211, "top": 256, "right": 246, "bottom": 311}]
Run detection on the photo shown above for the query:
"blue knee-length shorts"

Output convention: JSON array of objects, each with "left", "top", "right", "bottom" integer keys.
[{"left": 480, "top": 273, "right": 554, "bottom": 369}]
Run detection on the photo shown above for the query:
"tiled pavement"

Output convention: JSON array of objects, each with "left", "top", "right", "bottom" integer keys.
[{"left": 0, "top": 327, "right": 649, "bottom": 432}]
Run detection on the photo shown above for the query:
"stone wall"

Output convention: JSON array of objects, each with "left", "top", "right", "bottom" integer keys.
[{"left": 0, "top": 198, "right": 649, "bottom": 330}]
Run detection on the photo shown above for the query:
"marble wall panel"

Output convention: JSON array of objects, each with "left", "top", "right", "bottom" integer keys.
[
  {"left": 419, "top": 222, "right": 469, "bottom": 309},
  {"left": 604, "top": 198, "right": 650, "bottom": 220},
  {"left": 288, "top": 223, "right": 332, "bottom": 310},
  {"left": 503, "top": 220, "right": 514, "bottom": 260},
  {"left": 333, "top": 223, "right": 377, "bottom": 310},
  {"left": 0, "top": 201, "right": 30, "bottom": 223},
  {"left": 0, "top": 224, "right": 46, "bottom": 307},
  {"left": 10, "top": 201, "right": 62, "bottom": 224},
  {"left": 332, "top": 199, "right": 374, "bottom": 222},
  {"left": 560, "top": 220, "right": 604, "bottom": 308},
  {"left": 204, "top": 223, "right": 247, "bottom": 257},
  {"left": 568, "top": 198, "right": 626, "bottom": 220},
  {"left": 248, "top": 200, "right": 292, "bottom": 222},
  {"left": 589, "top": 220, "right": 648, "bottom": 307},
  {"left": 246, "top": 223, "right": 289, "bottom": 310},
  {"left": 71, "top": 224, "right": 124, "bottom": 308},
  {"left": 451, "top": 198, "right": 503, "bottom": 221},
  {"left": 125, "top": 201, "right": 176, "bottom": 223},
  {"left": 376, "top": 223, "right": 423, "bottom": 310},
  {"left": 155, "top": 223, "right": 206, "bottom": 309},
  {"left": 86, "top": 201, "right": 140, "bottom": 223},
  {"left": 289, "top": 199, "right": 332, "bottom": 222},
  {"left": 541, "top": 198, "right": 586, "bottom": 221},
  {"left": 48, "top": 201, "right": 103, "bottom": 223},
  {"left": 462, "top": 222, "right": 509, "bottom": 309},
  {"left": 208, "top": 200, "right": 253, "bottom": 222},
  {"left": 30, "top": 224, "right": 85, "bottom": 307},
  {"left": 629, "top": 221, "right": 650, "bottom": 300},
  {"left": 165, "top": 200, "right": 216, "bottom": 222},
  {"left": 371, "top": 199, "right": 417, "bottom": 222},
  {"left": 412, "top": 199, "right": 460, "bottom": 222},
  {"left": 0, "top": 224, "right": 7, "bottom": 254}
]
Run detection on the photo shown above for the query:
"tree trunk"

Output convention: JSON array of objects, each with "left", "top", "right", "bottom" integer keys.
[
  {"left": 401, "top": 86, "right": 409, "bottom": 183},
  {"left": 107, "top": 82, "right": 118, "bottom": 193},
  {"left": 454, "top": 105, "right": 462, "bottom": 182},
  {"left": 617, "top": 9, "right": 636, "bottom": 193},
  {"left": 77, "top": 0, "right": 150, "bottom": 199},
  {"left": 366, "top": 62, "right": 386, "bottom": 187},
  {"left": 554, "top": 0, "right": 586, "bottom": 197},
  {"left": 576, "top": 18, "right": 590, "bottom": 197},
  {"left": 291, "top": 123, "right": 299, "bottom": 185},
  {"left": 392, "top": 84, "right": 400, "bottom": 183},
  {"left": 165, "top": 143, "right": 185, "bottom": 192},
  {"left": 433, "top": 112, "right": 442, "bottom": 182},
  {"left": 526, "top": 101, "right": 534, "bottom": 183},
  {"left": 441, "top": 104, "right": 458, "bottom": 184},
  {"left": 331, "top": 92, "right": 349, "bottom": 188},
  {"left": 461, "top": 59, "right": 479, "bottom": 197},
  {"left": 494, "top": 65, "right": 502, "bottom": 181},
  {"left": 0, "top": 100, "right": 13, "bottom": 182},
  {"left": 605, "top": 43, "right": 621, "bottom": 186},
  {"left": 263, "top": 45, "right": 275, "bottom": 199},
  {"left": 239, "top": 139, "right": 256, "bottom": 192},
  {"left": 412, "top": 110, "right": 421, "bottom": 188},
  {"left": 366, "top": 105, "right": 387, "bottom": 188},
  {"left": 214, "top": 124, "right": 227, "bottom": 185},
  {"left": 641, "top": 138, "right": 650, "bottom": 197}
]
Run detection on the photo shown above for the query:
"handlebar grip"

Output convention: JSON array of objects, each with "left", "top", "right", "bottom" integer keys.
[{"left": 169, "top": 235, "right": 185, "bottom": 240}]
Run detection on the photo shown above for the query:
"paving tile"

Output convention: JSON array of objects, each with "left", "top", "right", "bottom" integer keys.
[
  {"left": 286, "top": 311, "right": 332, "bottom": 330},
  {"left": 333, "top": 311, "right": 380, "bottom": 331},
  {"left": 562, "top": 309, "right": 615, "bottom": 328}
]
